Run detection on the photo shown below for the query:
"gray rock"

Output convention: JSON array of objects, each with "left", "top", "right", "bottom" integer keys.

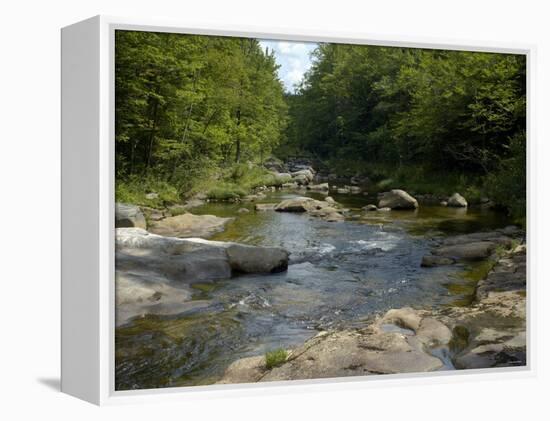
[
  {"left": 363, "top": 204, "right": 378, "bottom": 212},
  {"left": 274, "top": 197, "right": 314, "bottom": 212},
  {"left": 226, "top": 244, "right": 289, "bottom": 273},
  {"left": 432, "top": 241, "right": 496, "bottom": 261},
  {"left": 237, "top": 208, "right": 250, "bottom": 213},
  {"left": 115, "top": 203, "right": 147, "bottom": 229},
  {"left": 255, "top": 203, "right": 277, "bottom": 211},
  {"left": 307, "top": 182, "right": 329, "bottom": 191},
  {"left": 447, "top": 192, "right": 468, "bottom": 207},
  {"left": 116, "top": 228, "right": 290, "bottom": 324},
  {"left": 378, "top": 189, "right": 419, "bottom": 210},
  {"left": 149, "top": 212, "right": 232, "bottom": 238},
  {"left": 421, "top": 255, "right": 455, "bottom": 267},
  {"left": 336, "top": 188, "right": 350, "bottom": 194}
]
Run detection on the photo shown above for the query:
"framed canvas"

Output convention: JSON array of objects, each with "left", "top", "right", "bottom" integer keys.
[{"left": 61, "top": 15, "right": 534, "bottom": 405}]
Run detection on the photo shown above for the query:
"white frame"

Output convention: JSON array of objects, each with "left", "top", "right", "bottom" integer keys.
[{"left": 61, "top": 15, "right": 536, "bottom": 406}]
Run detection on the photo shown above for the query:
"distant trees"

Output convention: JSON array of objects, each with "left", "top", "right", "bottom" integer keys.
[
  {"left": 115, "top": 31, "right": 287, "bottom": 191},
  {"left": 284, "top": 44, "right": 526, "bottom": 176}
]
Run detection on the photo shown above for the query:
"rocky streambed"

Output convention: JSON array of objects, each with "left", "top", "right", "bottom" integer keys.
[{"left": 114, "top": 184, "right": 526, "bottom": 390}]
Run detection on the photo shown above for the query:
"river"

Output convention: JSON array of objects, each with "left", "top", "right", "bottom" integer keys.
[{"left": 115, "top": 189, "right": 512, "bottom": 390}]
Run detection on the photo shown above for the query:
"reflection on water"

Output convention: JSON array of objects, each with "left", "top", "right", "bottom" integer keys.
[{"left": 115, "top": 190, "right": 513, "bottom": 390}]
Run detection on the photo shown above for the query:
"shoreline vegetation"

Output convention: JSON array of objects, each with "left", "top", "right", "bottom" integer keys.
[
  {"left": 114, "top": 31, "right": 526, "bottom": 389},
  {"left": 115, "top": 31, "right": 526, "bottom": 225}
]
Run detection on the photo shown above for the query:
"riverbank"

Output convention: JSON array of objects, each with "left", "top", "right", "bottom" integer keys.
[
  {"left": 217, "top": 241, "right": 526, "bottom": 383},
  {"left": 115, "top": 181, "right": 525, "bottom": 389}
]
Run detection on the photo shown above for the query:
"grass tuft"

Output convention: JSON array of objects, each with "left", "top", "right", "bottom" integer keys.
[{"left": 265, "top": 348, "right": 288, "bottom": 369}]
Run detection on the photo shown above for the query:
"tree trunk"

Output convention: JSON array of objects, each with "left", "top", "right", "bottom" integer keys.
[{"left": 235, "top": 108, "right": 241, "bottom": 163}]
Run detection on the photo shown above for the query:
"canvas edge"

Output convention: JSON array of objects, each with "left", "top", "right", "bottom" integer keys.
[{"left": 60, "top": 14, "right": 536, "bottom": 406}]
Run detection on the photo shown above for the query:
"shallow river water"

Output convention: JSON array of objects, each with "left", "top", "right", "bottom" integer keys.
[{"left": 115, "top": 190, "right": 512, "bottom": 390}]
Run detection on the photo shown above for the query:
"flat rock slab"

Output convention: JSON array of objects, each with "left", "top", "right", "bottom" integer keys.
[
  {"left": 149, "top": 212, "right": 233, "bottom": 238},
  {"left": 218, "top": 307, "right": 450, "bottom": 384},
  {"left": 116, "top": 228, "right": 289, "bottom": 324}
]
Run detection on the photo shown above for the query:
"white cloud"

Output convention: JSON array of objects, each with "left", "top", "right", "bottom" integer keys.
[{"left": 260, "top": 39, "right": 317, "bottom": 92}]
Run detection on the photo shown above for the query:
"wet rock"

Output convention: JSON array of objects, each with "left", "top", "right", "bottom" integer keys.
[
  {"left": 337, "top": 188, "right": 350, "bottom": 194},
  {"left": 381, "top": 307, "right": 423, "bottom": 331},
  {"left": 349, "top": 186, "right": 362, "bottom": 194},
  {"left": 307, "top": 182, "right": 329, "bottom": 191},
  {"left": 275, "top": 196, "right": 344, "bottom": 222},
  {"left": 254, "top": 203, "right": 277, "bottom": 211},
  {"left": 145, "top": 192, "right": 159, "bottom": 200},
  {"left": 440, "top": 201, "right": 448, "bottom": 207},
  {"left": 363, "top": 204, "right": 378, "bottom": 212},
  {"left": 116, "top": 228, "right": 290, "bottom": 324},
  {"left": 275, "top": 197, "right": 314, "bottom": 212},
  {"left": 447, "top": 192, "right": 468, "bottom": 207},
  {"left": 237, "top": 208, "right": 250, "bottom": 213},
  {"left": 218, "top": 308, "right": 447, "bottom": 384},
  {"left": 432, "top": 241, "right": 496, "bottom": 261},
  {"left": 324, "top": 196, "right": 336, "bottom": 205},
  {"left": 378, "top": 189, "right": 418, "bottom": 210},
  {"left": 377, "top": 207, "right": 392, "bottom": 212},
  {"left": 149, "top": 212, "right": 232, "bottom": 238},
  {"left": 421, "top": 255, "right": 455, "bottom": 267},
  {"left": 116, "top": 203, "right": 147, "bottom": 229},
  {"left": 226, "top": 244, "right": 289, "bottom": 273}
]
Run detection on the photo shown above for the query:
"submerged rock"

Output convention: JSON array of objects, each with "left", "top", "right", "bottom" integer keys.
[
  {"left": 116, "top": 203, "right": 147, "bottom": 229},
  {"left": 149, "top": 212, "right": 233, "bottom": 238},
  {"left": 421, "top": 255, "right": 455, "bottom": 267},
  {"left": 378, "top": 189, "right": 419, "bottom": 210},
  {"left": 447, "top": 192, "right": 468, "bottom": 207}
]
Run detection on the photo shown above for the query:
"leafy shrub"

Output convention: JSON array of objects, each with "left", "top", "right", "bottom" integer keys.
[{"left": 206, "top": 183, "right": 247, "bottom": 200}]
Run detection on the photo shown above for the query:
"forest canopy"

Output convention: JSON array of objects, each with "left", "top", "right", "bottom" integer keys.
[{"left": 115, "top": 32, "right": 526, "bottom": 219}]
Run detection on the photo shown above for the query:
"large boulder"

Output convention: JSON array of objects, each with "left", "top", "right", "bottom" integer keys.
[
  {"left": 226, "top": 244, "right": 289, "bottom": 273},
  {"left": 149, "top": 212, "right": 232, "bottom": 238},
  {"left": 274, "top": 197, "right": 314, "bottom": 212},
  {"left": 291, "top": 169, "right": 314, "bottom": 184},
  {"left": 275, "top": 196, "right": 344, "bottom": 222},
  {"left": 378, "top": 189, "right": 418, "bottom": 210},
  {"left": 447, "top": 192, "right": 468, "bottom": 207},
  {"left": 271, "top": 172, "right": 292, "bottom": 184},
  {"left": 115, "top": 203, "right": 146, "bottom": 229},
  {"left": 116, "top": 228, "right": 290, "bottom": 324}
]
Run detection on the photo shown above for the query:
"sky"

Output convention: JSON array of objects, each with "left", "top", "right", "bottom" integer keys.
[{"left": 259, "top": 40, "right": 317, "bottom": 92}]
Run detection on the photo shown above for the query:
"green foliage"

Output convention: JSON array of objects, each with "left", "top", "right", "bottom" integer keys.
[
  {"left": 265, "top": 348, "right": 288, "bottom": 369},
  {"left": 285, "top": 44, "right": 525, "bottom": 217},
  {"left": 116, "top": 176, "right": 180, "bottom": 208},
  {"left": 115, "top": 30, "right": 287, "bottom": 197},
  {"left": 484, "top": 132, "right": 526, "bottom": 222},
  {"left": 206, "top": 183, "right": 247, "bottom": 200}
]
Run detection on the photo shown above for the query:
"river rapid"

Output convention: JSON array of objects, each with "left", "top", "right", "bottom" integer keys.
[{"left": 115, "top": 189, "right": 512, "bottom": 390}]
